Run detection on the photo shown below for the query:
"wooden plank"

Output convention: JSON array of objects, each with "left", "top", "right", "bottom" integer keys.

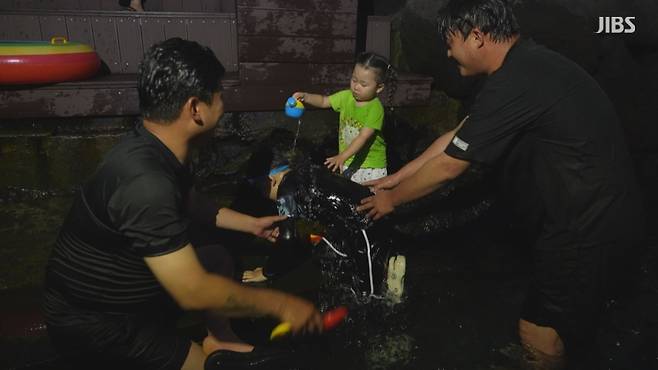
[
  {"left": 13, "top": 0, "right": 36, "bottom": 8},
  {"left": 78, "top": 0, "right": 100, "bottom": 10},
  {"left": 146, "top": 0, "right": 163, "bottom": 11},
  {"left": 187, "top": 17, "right": 238, "bottom": 72},
  {"left": 116, "top": 16, "right": 143, "bottom": 72},
  {"left": 237, "top": 8, "right": 356, "bottom": 37},
  {"left": 0, "top": 0, "right": 20, "bottom": 9},
  {"left": 161, "top": 0, "right": 183, "bottom": 11},
  {"left": 217, "top": 18, "right": 239, "bottom": 72},
  {"left": 0, "top": 0, "right": 15, "bottom": 9},
  {"left": 35, "top": 0, "right": 60, "bottom": 9},
  {"left": 0, "top": 86, "right": 140, "bottom": 118},
  {"left": 365, "top": 16, "right": 391, "bottom": 59},
  {"left": 66, "top": 15, "right": 94, "bottom": 45},
  {"left": 183, "top": 0, "right": 203, "bottom": 12},
  {"left": 201, "top": 0, "right": 221, "bottom": 12},
  {"left": 0, "top": 14, "right": 13, "bottom": 39},
  {"left": 220, "top": 0, "right": 235, "bottom": 12},
  {"left": 236, "top": 0, "right": 356, "bottom": 13},
  {"left": 139, "top": 16, "right": 165, "bottom": 52},
  {"left": 163, "top": 17, "right": 187, "bottom": 41},
  {"left": 0, "top": 72, "right": 432, "bottom": 118},
  {"left": 99, "top": 0, "right": 121, "bottom": 10},
  {"left": 39, "top": 14, "right": 68, "bottom": 40},
  {"left": 92, "top": 16, "right": 121, "bottom": 72},
  {"left": 240, "top": 62, "right": 351, "bottom": 85},
  {"left": 239, "top": 36, "right": 354, "bottom": 63},
  {"left": 11, "top": 14, "right": 42, "bottom": 40},
  {"left": 187, "top": 17, "right": 221, "bottom": 64}
]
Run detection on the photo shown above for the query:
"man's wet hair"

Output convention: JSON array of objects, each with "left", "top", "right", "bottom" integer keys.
[
  {"left": 437, "top": 0, "right": 520, "bottom": 43},
  {"left": 138, "top": 37, "right": 225, "bottom": 123}
]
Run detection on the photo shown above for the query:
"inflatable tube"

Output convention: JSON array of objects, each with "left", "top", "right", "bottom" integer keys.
[{"left": 0, "top": 37, "right": 100, "bottom": 85}]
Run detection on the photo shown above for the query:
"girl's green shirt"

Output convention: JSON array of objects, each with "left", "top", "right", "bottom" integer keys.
[{"left": 329, "top": 89, "right": 386, "bottom": 169}]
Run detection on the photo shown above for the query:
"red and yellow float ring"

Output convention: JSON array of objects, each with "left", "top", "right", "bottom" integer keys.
[{"left": 0, "top": 37, "right": 100, "bottom": 85}]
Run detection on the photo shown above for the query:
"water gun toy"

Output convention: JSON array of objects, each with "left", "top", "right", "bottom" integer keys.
[{"left": 270, "top": 306, "right": 348, "bottom": 340}]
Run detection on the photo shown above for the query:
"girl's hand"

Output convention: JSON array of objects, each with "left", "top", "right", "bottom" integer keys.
[
  {"left": 292, "top": 92, "right": 306, "bottom": 101},
  {"left": 251, "top": 215, "right": 288, "bottom": 242},
  {"left": 325, "top": 154, "right": 346, "bottom": 173}
]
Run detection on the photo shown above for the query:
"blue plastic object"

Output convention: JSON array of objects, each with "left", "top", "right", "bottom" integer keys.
[{"left": 284, "top": 97, "right": 304, "bottom": 118}]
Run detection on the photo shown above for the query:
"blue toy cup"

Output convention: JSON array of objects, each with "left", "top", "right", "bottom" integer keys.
[{"left": 285, "top": 97, "right": 304, "bottom": 118}]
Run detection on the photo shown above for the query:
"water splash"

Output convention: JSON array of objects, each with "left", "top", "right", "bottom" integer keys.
[{"left": 291, "top": 119, "right": 302, "bottom": 152}]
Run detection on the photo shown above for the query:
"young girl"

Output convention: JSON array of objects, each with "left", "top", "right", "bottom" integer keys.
[{"left": 292, "top": 52, "right": 396, "bottom": 184}]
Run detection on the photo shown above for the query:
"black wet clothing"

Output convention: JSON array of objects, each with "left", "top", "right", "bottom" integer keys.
[
  {"left": 276, "top": 163, "right": 372, "bottom": 237},
  {"left": 274, "top": 164, "right": 391, "bottom": 304},
  {"left": 43, "top": 123, "right": 221, "bottom": 370},
  {"left": 444, "top": 38, "right": 645, "bottom": 356},
  {"left": 269, "top": 163, "right": 490, "bottom": 304}
]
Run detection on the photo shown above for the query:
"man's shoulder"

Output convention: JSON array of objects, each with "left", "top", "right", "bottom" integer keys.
[
  {"left": 104, "top": 135, "right": 166, "bottom": 176},
  {"left": 508, "top": 38, "right": 584, "bottom": 75}
]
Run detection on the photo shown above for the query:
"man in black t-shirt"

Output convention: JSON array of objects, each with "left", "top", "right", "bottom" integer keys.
[
  {"left": 43, "top": 38, "right": 322, "bottom": 370},
  {"left": 358, "top": 0, "right": 644, "bottom": 368}
]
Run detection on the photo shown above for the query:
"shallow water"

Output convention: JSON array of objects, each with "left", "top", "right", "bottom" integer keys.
[{"left": 1, "top": 149, "right": 657, "bottom": 370}]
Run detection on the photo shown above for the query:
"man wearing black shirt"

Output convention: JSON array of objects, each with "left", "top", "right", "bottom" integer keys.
[
  {"left": 359, "top": 0, "right": 644, "bottom": 368},
  {"left": 43, "top": 38, "right": 322, "bottom": 370}
]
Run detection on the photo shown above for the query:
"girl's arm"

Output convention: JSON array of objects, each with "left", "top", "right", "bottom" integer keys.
[
  {"left": 325, "top": 127, "right": 375, "bottom": 172},
  {"left": 292, "top": 92, "right": 331, "bottom": 108}
]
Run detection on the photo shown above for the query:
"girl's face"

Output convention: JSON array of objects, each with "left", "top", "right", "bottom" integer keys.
[{"left": 350, "top": 64, "right": 384, "bottom": 102}]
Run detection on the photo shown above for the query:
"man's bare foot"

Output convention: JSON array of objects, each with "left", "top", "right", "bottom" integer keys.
[
  {"left": 242, "top": 267, "right": 267, "bottom": 283},
  {"left": 202, "top": 334, "right": 254, "bottom": 355}
]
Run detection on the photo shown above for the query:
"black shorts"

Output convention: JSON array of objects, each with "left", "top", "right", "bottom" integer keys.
[
  {"left": 43, "top": 244, "right": 235, "bottom": 370},
  {"left": 521, "top": 237, "right": 640, "bottom": 358},
  {"left": 45, "top": 289, "right": 190, "bottom": 370}
]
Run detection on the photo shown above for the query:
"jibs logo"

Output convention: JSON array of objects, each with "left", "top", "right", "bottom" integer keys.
[{"left": 595, "top": 16, "right": 636, "bottom": 34}]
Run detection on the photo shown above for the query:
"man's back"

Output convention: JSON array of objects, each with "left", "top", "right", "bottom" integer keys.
[{"left": 44, "top": 124, "right": 191, "bottom": 319}]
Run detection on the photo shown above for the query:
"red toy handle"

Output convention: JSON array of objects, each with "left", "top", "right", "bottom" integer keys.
[
  {"left": 270, "top": 306, "right": 348, "bottom": 340},
  {"left": 322, "top": 306, "right": 348, "bottom": 331}
]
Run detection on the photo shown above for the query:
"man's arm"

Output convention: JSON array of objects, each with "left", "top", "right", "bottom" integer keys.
[
  {"left": 186, "top": 188, "right": 285, "bottom": 240},
  {"left": 396, "top": 126, "right": 462, "bottom": 181},
  {"left": 145, "top": 244, "right": 321, "bottom": 332},
  {"left": 216, "top": 208, "right": 287, "bottom": 241},
  {"left": 391, "top": 152, "right": 470, "bottom": 206},
  {"left": 365, "top": 116, "right": 468, "bottom": 191},
  {"left": 359, "top": 152, "right": 470, "bottom": 220}
]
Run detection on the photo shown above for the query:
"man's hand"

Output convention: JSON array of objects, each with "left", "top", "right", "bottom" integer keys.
[
  {"left": 251, "top": 215, "right": 287, "bottom": 242},
  {"left": 357, "top": 190, "right": 395, "bottom": 220},
  {"left": 275, "top": 294, "right": 323, "bottom": 334},
  {"left": 324, "top": 154, "right": 347, "bottom": 173},
  {"left": 362, "top": 172, "right": 402, "bottom": 192}
]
